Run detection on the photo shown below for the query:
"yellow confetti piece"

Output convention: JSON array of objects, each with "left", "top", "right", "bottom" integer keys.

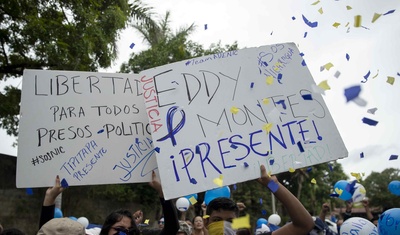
[
  {"left": 189, "top": 196, "right": 198, "bottom": 205},
  {"left": 266, "top": 75, "right": 274, "bottom": 85},
  {"left": 232, "top": 214, "right": 251, "bottom": 229},
  {"left": 372, "top": 70, "right": 379, "bottom": 79},
  {"left": 351, "top": 172, "right": 362, "bottom": 182},
  {"left": 346, "top": 6, "right": 352, "bottom": 10},
  {"left": 203, "top": 215, "right": 210, "bottom": 219},
  {"left": 354, "top": 15, "right": 362, "bottom": 27},
  {"left": 230, "top": 106, "right": 239, "bottom": 114},
  {"left": 387, "top": 76, "right": 395, "bottom": 85},
  {"left": 335, "top": 188, "right": 343, "bottom": 195},
  {"left": 311, "top": 0, "right": 320, "bottom": 5},
  {"left": 318, "top": 7, "right": 323, "bottom": 14},
  {"left": 324, "top": 62, "right": 334, "bottom": 71},
  {"left": 213, "top": 175, "right": 223, "bottom": 187},
  {"left": 262, "top": 123, "right": 273, "bottom": 133},
  {"left": 318, "top": 80, "right": 331, "bottom": 91},
  {"left": 144, "top": 219, "right": 150, "bottom": 224},
  {"left": 332, "top": 22, "right": 341, "bottom": 28},
  {"left": 289, "top": 168, "right": 295, "bottom": 173},
  {"left": 311, "top": 178, "right": 317, "bottom": 184},
  {"left": 372, "top": 13, "right": 382, "bottom": 23},
  {"left": 262, "top": 98, "right": 270, "bottom": 104}
]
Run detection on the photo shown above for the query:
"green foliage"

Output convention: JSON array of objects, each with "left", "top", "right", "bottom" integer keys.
[
  {"left": 363, "top": 168, "right": 400, "bottom": 210},
  {"left": 0, "top": 0, "right": 152, "bottom": 136}
]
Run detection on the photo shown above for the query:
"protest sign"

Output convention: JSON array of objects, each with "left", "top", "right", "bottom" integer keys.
[
  {"left": 17, "top": 70, "right": 157, "bottom": 188},
  {"left": 140, "top": 42, "right": 348, "bottom": 199}
]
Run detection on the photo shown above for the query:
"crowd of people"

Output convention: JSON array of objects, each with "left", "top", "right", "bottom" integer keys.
[{"left": 0, "top": 164, "right": 386, "bottom": 235}]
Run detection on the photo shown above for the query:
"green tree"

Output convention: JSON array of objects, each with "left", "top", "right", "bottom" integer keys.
[
  {"left": 0, "top": 0, "right": 153, "bottom": 136},
  {"left": 363, "top": 168, "right": 400, "bottom": 210}
]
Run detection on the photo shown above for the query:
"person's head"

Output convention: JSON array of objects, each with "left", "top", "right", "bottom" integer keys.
[
  {"left": 100, "top": 209, "right": 139, "bottom": 235},
  {"left": 192, "top": 216, "right": 204, "bottom": 230},
  {"left": 177, "top": 220, "right": 191, "bottom": 235},
  {"left": 37, "top": 218, "right": 84, "bottom": 235},
  {"left": 205, "top": 197, "right": 238, "bottom": 227},
  {"left": 158, "top": 217, "right": 165, "bottom": 229}
]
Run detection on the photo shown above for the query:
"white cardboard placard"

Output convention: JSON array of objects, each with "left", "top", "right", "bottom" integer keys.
[
  {"left": 17, "top": 70, "right": 157, "bottom": 188},
  {"left": 140, "top": 43, "right": 348, "bottom": 199}
]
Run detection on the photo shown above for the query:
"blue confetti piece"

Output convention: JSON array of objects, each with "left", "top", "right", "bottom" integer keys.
[
  {"left": 244, "top": 162, "right": 249, "bottom": 167},
  {"left": 362, "top": 117, "right": 378, "bottom": 126},
  {"left": 190, "top": 178, "right": 197, "bottom": 184},
  {"left": 303, "top": 32, "right": 308, "bottom": 38},
  {"left": 344, "top": 85, "right": 361, "bottom": 102},
  {"left": 297, "top": 141, "right": 304, "bottom": 152},
  {"left": 328, "top": 164, "right": 333, "bottom": 171},
  {"left": 275, "top": 100, "right": 286, "bottom": 109},
  {"left": 196, "top": 146, "right": 200, "bottom": 154},
  {"left": 302, "top": 14, "right": 318, "bottom": 28},
  {"left": 230, "top": 144, "right": 238, "bottom": 149},
  {"left": 261, "top": 209, "right": 267, "bottom": 215},
  {"left": 267, "top": 181, "right": 279, "bottom": 193},
  {"left": 277, "top": 73, "right": 283, "bottom": 84},
  {"left": 346, "top": 53, "right": 350, "bottom": 61},
  {"left": 26, "top": 188, "right": 33, "bottom": 195},
  {"left": 270, "top": 31, "right": 273, "bottom": 35},
  {"left": 292, "top": 16, "right": 296, "bottom": 20},
  {"left": 135, "top": 138, "right": 139, "bottom": 143},
  {"left": 129, "top": 43, "right": 135, "bottom": 49},
  {"left": 269, "top": 159, "right": 275, "bottom": 165},
  {"left": 250, "top": 82, "right": 254, "bottom": 88},
  {"left": 361, "top": 70, "right": 370, "bottom": 83},
  {"left": 383, "top": 9, "right": 395, "bottom": 15},
  {"left": 97, "top": 129, "right": 104, "bottom": 134},
  {"left": 389, "top": 155, "right": 398, "bottom": 160},
  {"left": 257, "top": 103, "right": 261, "bottom": 108},
  {"left": 204, "top": 24, "right": 208, "bottom": 30},
  {"left": 61, "top": 178, "right": 69, "bottom": 188},
  {"left": 397, "top": 72, "right": 400, "bottom": 76},
  {"left": 306, "top": 167, "right": 312, "bottom": 173},
  {"left": 302, "top": 94, "right": 313, "bottom": 100},
  {"left": 233, "top": 184, "right": 237, "bottom": 190},
  {"left": 301, "top": 60, "right": 307, "bottom": 66},
  {"left": 360, "top": 152, "right": 364, "bottom": 158},
  {"left": 299, "top": 52, "right": 305, "bottom": 57},
  {"left": 185, "top": 61, "right": 191, "bottom": 66},
  {"left": 259, "top": 198, "right": 263, "bottom": 204},
  {"left": 154, "top": 147, "right": 160, "bottom": 153},
  {"left": 330, "top": 193, "right": 339, "bottom": 198}
]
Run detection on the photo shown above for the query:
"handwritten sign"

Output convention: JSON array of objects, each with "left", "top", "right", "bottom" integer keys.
[
  {"left": 140, "top": 43, "right": 348, "bottom": 199},
  {"left": 17, "top": 70, "right": 157, "bottom": 188}
]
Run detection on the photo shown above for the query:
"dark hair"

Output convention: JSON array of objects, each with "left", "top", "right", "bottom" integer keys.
[
  {"left": 99, "top": 209, "right": 139, "bottom": 235},
  {"left": 1, "top": 228, "right": 25, "bottom": 235},
  {"left": 206, "top": 197, "right": 238, "bottom": 216}
]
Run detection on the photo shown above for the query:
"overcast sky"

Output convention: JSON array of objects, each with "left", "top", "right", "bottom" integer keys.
[{"left": 1, "top": 0, "right": 399, "bottom": 180}]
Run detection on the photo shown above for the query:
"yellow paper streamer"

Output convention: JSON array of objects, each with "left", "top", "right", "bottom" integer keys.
[
  {"left": 354, "top": 15, "right": 362, "bottom": 27},
  {"left": 232, "top": 214, "right": 251, "bottom": 229},
  {"left": 372, "top": 70, "right": 379, "bottom": 79}
]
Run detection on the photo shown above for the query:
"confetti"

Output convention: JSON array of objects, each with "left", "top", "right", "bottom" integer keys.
[
  {"left": 213, "top": 175, "right": 223, "bottom": 187},
  {"left": 292, "top": 16, "right": 296, "bottom": 20},
  {"left": 362, "top": 117, "right": 378, "bottom": 126},
  {"left": 302, "top": 14, "right": 318, "bottom": 28},
  {"left": 277, "top": 73, "right": 283, "bottom": 83},
  {"left": 261, "top": 209, "right": 267, "bottom": 215},
  {"left": 318, "top": 8, "right": 323, "bottom": 14},
  {"left": 354, "top": 15, "right": 362, "bottom": 27},
  {"left": 204, "top": 24, "right": 208, "bottom": 30},
  {"left": 306, "top": 167, "right": 312, "bottom": 173},
  {"left": 311, "top": 0, "right": 320, "bottom": 5},
  {"left": 250, "top": 82, "right": 254, "bottom": 88},
  {"left": 230, "top": 106, "right": 239, "bottom": 114},
  {"left": 275, "top": 100, "right": 286, "bottom": 109},
  {"left": 383, "top": 9, "right": 395, "bottom": 16},
  {"left": 367, "top": 107, "right": 377, "bottom": 114},
  {"left": 230, "top": 144, "right": 238, "bottom": 149},
  {"left": 259, "top": 198, "right": 263, "bottom": 204},
  {"left": 233, "top": 184, "right": 237, "bottom": 190},
  {"left": 289, "top": 168, "right": 295, "bottom": 173},
  {"left": 61, "top": 178, "right": 69, "bottom": 188},
  {"left": 345, "top": 22, "right": 350, "bottom": 27},
  {"left": 389, "top": 155, "right": 398, "bottom": 160},
  {"left": 304, "top": 32, "right": 308, "bottom": 38},
  {"left": 344, "top": 85, "right": 361, "bottom": 102},
  {"left": 203, "top": 215, "right": 210, "bottom": 219},
  {"left": 189, "top": 196, "right": 197, "bottom": 205},
  {"left": 346, "top": 6, "right": 352, "bottom": 10},
  {"left": 372, "top": 70, "right": 379, "bottom": 79},
  {"left": 97, "top": 129, "right": 104, "bottom": 134},
  {"left": 332, "top": 22, "right": 341, "bottom": 28},
  {"left": 397, "top": 72, "right": 400, "bottom": 76},
  {"left": 297, "top": 141, "right": 305, "bottom": 152},
  {"left": 262, "top": 123, "right": 273, "bottom": 133},
  {"left": 351, "top": 172, "right": 362, "bottom": 182},
  {"left": 301, "top": 60, "right": 307, "bottom": 66},
  {"left": 324, "top": 62, "right": 334, "bottom": 71},
  {"left": 311, "top": 178, "right": 317, "bottom": 184},
  {"left": 269, "top": 159, "right": 275, "bottom": 165},
  {"left": 243, "top": 162, "right": 249, "bottom": 167},
  {"left": 129, "top": 43, "right": 135, "bottom": 49},
  {"left": 328, "top": 164, "right": 333, "bottom": 171},
  {"left": 387, "top": 76, "right": 395, "bottom": 85},
  {"left": 267, "top": 180, "right": 279, "bottom": 193},
  {"left": 363, "top": 70, "right": 371, "bottom": 82},
  {"left": 262, "top": 98, "right": 270, "bottom": 105},
  {"left": 302, "top": 94, "right": 313, "bottom": 100},
  {"left": 266, "top": 75, "right": 274, "bottom": 85},
  {"left": 232, "top": 215, "right": 251, "bottom": 229},
  {"left": 144, "top": 219, "right": 150, "bottom": 224},
  {"left": 26, "top": 188, "right": 33, "bottom": 195},
  {"left": 318, "top": 80, "right": 331, "bottom": 91},
  {"left": 334, "top": 71, "right": 341, "bottom": 78},
  {"left": 360, "top": 152, "right": 364, "bottom": 158},
  {"left": 320, "top": 66, "right": 325, "bottom": 72},
  {"left": 372, "top": 13, "right": 382, "bottom": 23},
  {"left": 154, "top": 147, "right": 160, "bottom": 153},
  {"left": 352, "top": 97, "right": 367, "bottom": 107},
  {"left": 346, "top": 53, "right": 350, "bottom": 61}
]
